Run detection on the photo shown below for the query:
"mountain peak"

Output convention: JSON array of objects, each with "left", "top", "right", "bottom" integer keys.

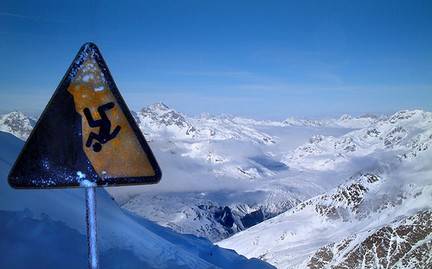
[
  {"left": 0, "top": 111, "right": 35, "bottom": 140},
  {"left": 338, "top": 114, "right": 353, "bottom": 121},
  {"left": 138, "top": 102, "right": 197, "bottom": 136},
  {"left": 147, "top": 102, "right": 170, "bottom": 112},
  {"left": 389, "top": 109, "right": 428, "bottom": 124},
  {"left": 2, "top": 110, "right": 27, "bottom": 119}
]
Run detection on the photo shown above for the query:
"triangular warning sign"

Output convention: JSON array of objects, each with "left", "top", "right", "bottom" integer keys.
[{"left": 8, "top": 43, "right": 161, "bottom": 188}]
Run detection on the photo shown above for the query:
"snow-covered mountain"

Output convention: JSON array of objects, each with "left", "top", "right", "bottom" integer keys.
[
  {"left": 0, "top": 111, "right": 35, "bottom": 140},
  {"left": 0, "top": 104, "right": 385, "bottom": 144},
  {"left": 121, "top": 107, "right": 432, "bottom": 246},
  {"left": 0, "top": 131, "right": 273, "bottom": 269},
  {"left": 136, "top": 102, "right": 198, "bottom": 139},
  {"left": 112, "top": 104, "right": 364, "bottom": 241},
  {"left": 218, "top": 110, "right": 432, "bottom": 268},
  {"left": 283, "top": 110, "right": 432, "bottom": 171},
  {"left": 307, "top": 209, "right": 431, "bottom": 268},
  {"left": 120, "top": 190, "right": 300, "bottom": 242},
  {"left": 219, "top": 166, "right": 432, "bottom": 268},
  {"left": 135, "top": 102, "right": 276, "bottom": 144},
  {"left": 1, "top": 105, "right": 431, "bottom": 256},
  {"left": 282, "top": 113, "right": 381, "bottom": 129}
]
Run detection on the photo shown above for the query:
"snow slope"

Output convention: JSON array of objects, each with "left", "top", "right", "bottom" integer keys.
[
  {"left": 218, "top": 111, "right": 432, "bottom": 268},
  {"left": 219, "top": 168, "right": 432, "bottom": 268},
  {"left": 0, "top": 131, "right": 273, "bottom": 269}
]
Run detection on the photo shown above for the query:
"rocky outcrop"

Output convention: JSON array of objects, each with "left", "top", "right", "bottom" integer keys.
[{"left": 307, "top": 210, "right": 432, "bottom": 269}]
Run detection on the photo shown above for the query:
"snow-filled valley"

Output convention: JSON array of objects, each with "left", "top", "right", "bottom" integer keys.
[{"left": 1, "top": 105, "right": 431, "bottom": 268}]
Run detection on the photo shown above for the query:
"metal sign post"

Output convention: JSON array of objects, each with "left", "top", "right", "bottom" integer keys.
[{"left": 85, "top": 186, "right": 98, "bottom": 269}]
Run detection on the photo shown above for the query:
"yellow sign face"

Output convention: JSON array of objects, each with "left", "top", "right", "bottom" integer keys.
[
  {"left": 68, "top": 59, "right": 155, "bottom": 179},
  {"left": 8, "top": 43, "right": 161, "bottom": 188}
]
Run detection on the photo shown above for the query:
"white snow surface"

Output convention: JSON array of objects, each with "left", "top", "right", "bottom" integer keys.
[{"left": 0, "top": 131, "right": 273, "bottom": 268}]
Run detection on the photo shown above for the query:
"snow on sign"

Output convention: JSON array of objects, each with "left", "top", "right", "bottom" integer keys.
[{"left": 8, "top": 43, "right": 162, "bottom": 188}]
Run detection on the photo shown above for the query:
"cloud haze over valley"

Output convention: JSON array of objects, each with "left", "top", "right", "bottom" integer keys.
[{"left": 1, "top": 103, "right": 431, "bottom": 268}]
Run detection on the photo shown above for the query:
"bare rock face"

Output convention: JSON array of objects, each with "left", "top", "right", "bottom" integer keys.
[
  {"left": 388, "top": 110, "right": 419, "bottom": 124},
  {"left": 307, "top": 210, "right": 432, "bottom": 269},
  {"left": 297, "top": 173, "right": 381, "bottom": 221},
  {"left": 384, "top": 126, "right": 408, "bottom": 148}
]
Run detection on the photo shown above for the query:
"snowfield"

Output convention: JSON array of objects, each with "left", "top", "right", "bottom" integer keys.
[
  {"left": 0, "top": 132, "right": 273, "bottom": 269},
  {"left": 1, "top": 105, "right": 431, "bottom": 268}
]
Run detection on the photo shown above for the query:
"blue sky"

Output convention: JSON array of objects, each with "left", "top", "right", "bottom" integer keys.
[{"left": 1, "top": 0, "right": 431, "bottom": 119}]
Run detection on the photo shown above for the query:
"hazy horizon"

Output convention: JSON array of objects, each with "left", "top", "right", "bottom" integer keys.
[{"left": 0, "top": 100, "right": 429, "bottom": 122}]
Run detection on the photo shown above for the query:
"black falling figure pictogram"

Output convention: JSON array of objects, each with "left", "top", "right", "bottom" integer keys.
[{"left": 83, "top": 102, "right": 121, "bottom": 152}]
